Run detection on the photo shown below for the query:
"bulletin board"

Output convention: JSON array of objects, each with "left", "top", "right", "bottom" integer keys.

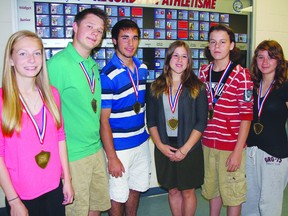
[{"left": 17, "top": 0, "right": 251, "bottom": 80}]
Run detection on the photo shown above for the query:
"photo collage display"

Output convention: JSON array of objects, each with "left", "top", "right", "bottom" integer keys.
[{"left": 35, "top": 2, "right": 248, "bottom": 80}]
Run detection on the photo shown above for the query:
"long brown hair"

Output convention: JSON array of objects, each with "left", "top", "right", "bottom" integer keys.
[
  {"left": 1, "top": 30, "right": 62, "bottom": 136},
  {"left": 151, "top": 40, "right": 204, "bottom": 98},
  {"left": 251, "top": 40, "right": 287, "bottom": 89}
]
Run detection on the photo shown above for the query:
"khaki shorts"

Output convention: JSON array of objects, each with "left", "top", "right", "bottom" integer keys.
[
  {"left": 66, "top": 149, "right": 111, "bottom": 216},
  {"left": 201, "top": 145, "right": 246, "bottom": 206}
]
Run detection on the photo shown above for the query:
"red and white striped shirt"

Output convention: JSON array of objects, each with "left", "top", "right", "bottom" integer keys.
[{"left": 199, "top": 63, "right": 254, "bottom": 151}]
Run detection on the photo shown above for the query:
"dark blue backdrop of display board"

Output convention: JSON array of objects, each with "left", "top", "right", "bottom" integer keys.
[{"left": 35, "top": 2, "right": 248, "bottom": 80}]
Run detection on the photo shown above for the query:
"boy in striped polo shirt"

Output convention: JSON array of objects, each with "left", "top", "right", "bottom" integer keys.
[{"left": 100, "top": 19, "right": 150, "bottom": 216}]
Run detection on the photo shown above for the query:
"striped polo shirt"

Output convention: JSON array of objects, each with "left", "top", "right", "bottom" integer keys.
[{"left": 100, "top": 53, "right": 149, "bottom": 151}]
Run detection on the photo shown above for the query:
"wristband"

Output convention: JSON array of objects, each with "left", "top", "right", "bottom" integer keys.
[
  {"left": 8, "top": 196, "right": 19, "bottom": 203},
  {"left": 179, "top": 149, "right": 186, "bottom": 156}
]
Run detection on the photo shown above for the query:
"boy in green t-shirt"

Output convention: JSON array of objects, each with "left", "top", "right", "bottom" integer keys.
[{"left": 47, "top": 8, "right": 110, "bottom": 216}]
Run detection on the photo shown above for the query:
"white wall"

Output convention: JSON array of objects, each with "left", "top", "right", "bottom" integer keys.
[
  {"left": 252, "top": 0, "right": 288, "bottom": 57},
  {"left": 0, "top": 0, "right": 16, "bottom": 208},
  {"left": 0, "top": 0, "right": 17, "bottom": 86}
]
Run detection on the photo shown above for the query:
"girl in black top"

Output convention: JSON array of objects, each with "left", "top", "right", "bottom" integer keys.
[{"left": 242, "top": 40, "right": 288, "bottom": 216}]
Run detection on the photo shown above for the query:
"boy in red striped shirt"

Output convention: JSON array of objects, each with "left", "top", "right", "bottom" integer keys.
[{"left": 199, "top": 24, "right": 253, "bottom": 216}]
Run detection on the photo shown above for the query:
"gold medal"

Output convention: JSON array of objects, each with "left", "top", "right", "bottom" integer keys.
[
  {"left": 253, "top": 122, "right": 264, "bottom": 135},
  {"left": 35, "top": 150, "right": 50, "bottom": 169},
  {"left": 133, "top": 101, "right": 141, "bottom": 114},
  {"left": 208, "top": 109, "right": 214, "bottom": 120},
  {"left": 91, "top": 98, "right": 97, "bottom": 113},
  {"left": 168, "top": 118, "right": 178, "bottom": 130}
]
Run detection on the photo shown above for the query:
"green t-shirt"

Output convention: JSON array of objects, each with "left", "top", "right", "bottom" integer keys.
[{"left": 47, "top": 42, "right": 102, "bottom": 162}]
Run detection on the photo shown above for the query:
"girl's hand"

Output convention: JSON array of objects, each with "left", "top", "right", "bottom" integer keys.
[
  {"left": 170, "top": 148, "right": 187, "bottom": 162},
  {"left": 62, "top": 180, "right": 74, "bottom": 205},
  {"left": 10, "top": 198, "right": 29, "bottom": 216},
  {"left": 158, "top": 143, "right": 178, "bottom": 159}
]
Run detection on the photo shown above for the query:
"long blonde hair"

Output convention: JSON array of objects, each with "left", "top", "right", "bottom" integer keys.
[{"left": 1, "top": 30, "right": 62, "bottom": 136}]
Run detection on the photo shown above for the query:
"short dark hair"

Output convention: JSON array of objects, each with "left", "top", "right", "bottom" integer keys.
[
  {"left": 73, "top": 7, "right": 108, "bottom": 38},
  {"left": 204, "top": 24, "right": 241, "bottom": 63},
  {"left": 111, "top": 19, "right": 141, "bottom": 41},
  {"left": 208, "top": 24, "right": 236, "bottom": 43}
]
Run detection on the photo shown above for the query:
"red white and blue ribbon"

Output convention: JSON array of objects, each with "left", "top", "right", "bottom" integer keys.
[
  {"left": 118, "top": 57, "right": 139, "bottom": 101},
  {"left": 257, "top": 80, "right": 274, "bottom": 119},
  {"left": 168, "top": 83, "right": 182, "bottom": 114},
  {"left": 79, "top": 61, "right": 95, "bottom": 94},
  {"left": 19, "top": 89, "right": 46, "bottom": 144},
  {"left": 209, "top": 61, "right": 232, "bottom": 104},
  {"left": 127, "top": 64, "right": 139, "bottom": 100}
]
